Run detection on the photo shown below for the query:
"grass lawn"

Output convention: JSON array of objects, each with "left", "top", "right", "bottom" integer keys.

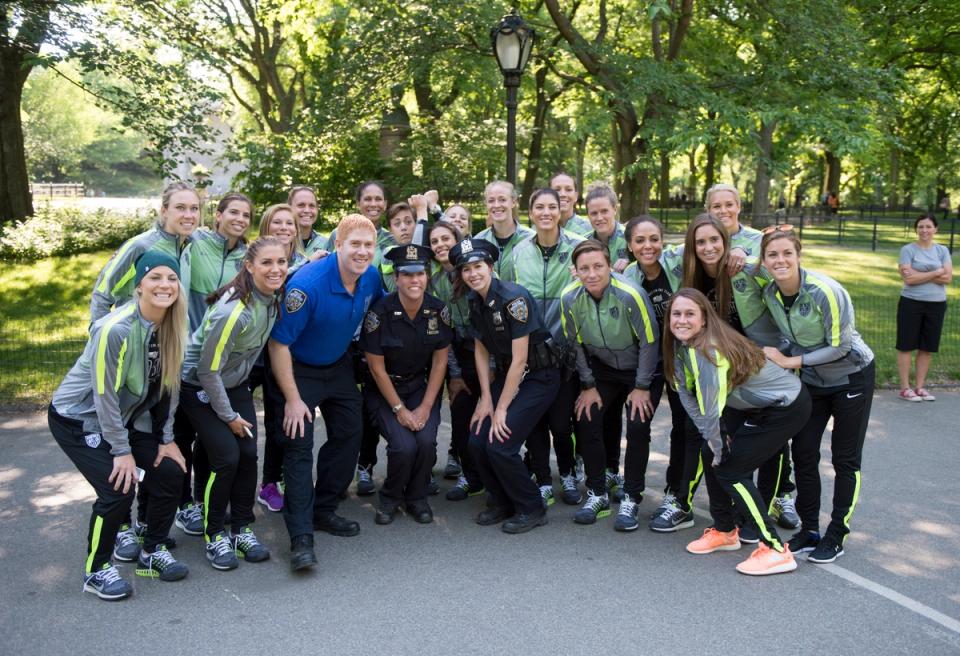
[{"left": 1, "top": 245, "right": 957, "bottom": 404}]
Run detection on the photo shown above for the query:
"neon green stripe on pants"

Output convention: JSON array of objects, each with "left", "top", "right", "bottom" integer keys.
[
  {"left": 732, "top": 482, "right": 783, "bottom": 552},
  {"left": 85, "top": 515, "right": 104, "bottom": 574},
  {"left": 841, "top": 471, "right": 861, "bottom": 544},
  {"left": 203, "top": 472, "right": 217, "bottom": 542}
]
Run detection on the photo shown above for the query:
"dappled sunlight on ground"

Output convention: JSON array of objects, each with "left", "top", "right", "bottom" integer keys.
[
  {"left": 29, "top": 563, "right": 72, "bottom": 592},
  {"left": 32, "top": 471, "right": 96, "bottom": 511}
]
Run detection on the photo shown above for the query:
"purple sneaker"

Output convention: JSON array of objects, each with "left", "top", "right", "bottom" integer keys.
[{"left": 257, "top": 482, "right": 283, "bottom": 512}]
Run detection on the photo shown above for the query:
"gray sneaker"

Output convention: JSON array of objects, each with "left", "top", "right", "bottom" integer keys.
[
  {"left": 573, "top": 491, "right": 611, "bottom": 524},
  {"left": 649, "top": 500, "right": 695, "bottom": 533},
  {"left": 83, "top": 563, "right": 132, "bottom": 600},
  {"left": 650, "top": 493, "right": 677, "bottom": 520},
  {"left": 614, "top": 494, "right": 640, "bottom": 531},
  {"left": 113, "top": 523, "right": 142, "bottom": 562},
  {"left": 233, "top": 527, "right": 270, "bottom": 563},
  {"left": 605, "top": 469, "right": 625, "bottom": 502},
  {"left": 205, "top": 533, "right": 239, "bottom": 571},
  {"left": 137, "top": 545, "right": 189, "bottom": 581},
  {"left": 355, "top": 465, "right": 376, "bottom": 496},
  {"left": 773, "top": 494, "right": 800, "bottom": 529},
  {"left": 443, "top": 454, "right": 462, "bottom": 480},
  {"left": 174, "top": 502, "right": 204, "bottom": 536}
]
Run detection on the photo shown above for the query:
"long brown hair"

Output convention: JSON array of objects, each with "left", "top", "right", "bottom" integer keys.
[
  {"left": 206, "top": 237, "right": 286, "bottom": 313},
  {"left": 214, "top": 191, "right": 254, "bottom": 239},
  {"left": 428, "top": 220, "right": 467, "bottom": 300},
  {"left": 682, "top": 213, "right": 732, "bottom": 322},
  {"left": 662, "top": 288, "right": 766, "bottom": 390}
]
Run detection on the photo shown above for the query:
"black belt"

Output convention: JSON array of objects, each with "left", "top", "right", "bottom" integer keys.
[
  {"left": 495, "top": 341, "right": 558, "bottom": 373},
  {"left": 388, "top": 369, "right": 428, "bottom": 383}
]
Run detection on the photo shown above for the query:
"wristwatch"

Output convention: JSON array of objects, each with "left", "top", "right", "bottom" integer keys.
[{"left": 391, "top": 402, "right": 404, "bottom": 414}]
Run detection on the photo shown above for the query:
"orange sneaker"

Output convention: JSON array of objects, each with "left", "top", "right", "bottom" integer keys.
[
  {"left": 735, "top": 544, "right": 797, "bottom": 576},
  {"left": 686, "top": 527, "right": 741, "bottom": 554}
]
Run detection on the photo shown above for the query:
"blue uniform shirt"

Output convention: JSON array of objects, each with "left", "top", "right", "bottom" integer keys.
[{"left": 271, "top": 253, "right": 384, "bottom": 366}]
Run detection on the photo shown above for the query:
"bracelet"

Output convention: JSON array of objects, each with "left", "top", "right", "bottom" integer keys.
[{"left": 391, "top": 402, "right": 404, "bottom": 414}]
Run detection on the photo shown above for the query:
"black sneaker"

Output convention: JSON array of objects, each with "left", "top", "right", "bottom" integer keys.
[
  {"left": 573, "top": 491, "right": 611, "bottom": 525},
  {"left": 443, "top": 455, "right": 462, "bottom": 480},
  {"left": 476, "top": 506, "right": 512, "bottom": 526},
  {"left": 375, "top": 503, "right": 399, "bottom": 525},
  {"left": 807, "top": 535, "right": 844, "bottom": 563},
  {"left": 787, "top": 530, "right": 821, "bottom": 554},
  {"left": 560, "top": 474, "right": 583, "bottom": 505},
  {"left": 233, "top": 527, "right": 270, "bottom": 563},
  {"left": 290, "top": 534, "right": 317, "bottom": 571},
  {"left": 137, "top": 545, "right": 189, "bottom": 581},
  {"left": 502, "top": 512, "right": 548, "bottom": 534},
  {"left": 446, "top": 476, "right": 484, "bottom": 501},
  {"left": 355, "top": 465, "right": 376, "bottom": 496},
  {"left": 83, "top": 563, "right": 133, "bottom": 600},
  {"left": 614, "top": 494, "right": 641, "bottom": 532},
  {"left": 649, "top": 501, "right": 695, "bottom": 532}
]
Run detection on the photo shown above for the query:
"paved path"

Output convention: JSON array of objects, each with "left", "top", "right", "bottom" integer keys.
[{"left": 1, "top": 392, "right": 958, "bottom": 655}]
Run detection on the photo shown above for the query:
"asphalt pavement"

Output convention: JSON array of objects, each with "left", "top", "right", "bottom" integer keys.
[{"left": 1, "top": 391, "right": 958, "bottom": 655}]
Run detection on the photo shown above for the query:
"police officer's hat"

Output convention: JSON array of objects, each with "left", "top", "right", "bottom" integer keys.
[
  {"left": 385, "top": 243, "right": 434, "bottom": 273},
  {"left": 448, "top": 238, "right": 499, "bottom": 268}
]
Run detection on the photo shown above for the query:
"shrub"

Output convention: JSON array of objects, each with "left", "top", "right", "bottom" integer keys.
[{"left": 0, "top": 207, "right": 153, "bottom": 261}]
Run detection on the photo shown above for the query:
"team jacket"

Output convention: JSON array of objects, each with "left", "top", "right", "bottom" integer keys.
[
  {"left": 90, "top": 222, "right": 192, "bottom": 323},
  {"left": 186, "top": 228, "right": 246, "bottom": 330},
  {"left": 53, "top": 301, "right": 176, "bottom": 455},
  {"left": 731, "top": 263, "right": 781, "bottom": 346},
  {"left": 302, "top": 230, "right": 328, "bottom": 258},
  {"left": 430, "top": 267, "right": 472, "bottom": 379},
  {"left": 591, "top": 223, "right": 630, "bottom": 264},
  {"left": 673, "top": 348, "right": 802, "bottom": 460},
  {"left": 560, "top": 272, "right": 659, "bottom": 390},
  {"left": 509, "top": 231, "right": 583, "bottom": 346},
  {"left": 181, "top": 287, "right": 278, "bottom": 422},
  {"left": 622, "top": 245, "right": 684, "bottom": 292},
  {"left": 475, "top": 222, "right": 535, "bottom": 281},
  {"left": 762, "top": 268, "right": 874, "bottom": 388},
  {"left": 729, "top": 224, "right": 763, "bottom": 263},
  {"left": 562, "top": 214, "right": 593, "bottom": 237}
]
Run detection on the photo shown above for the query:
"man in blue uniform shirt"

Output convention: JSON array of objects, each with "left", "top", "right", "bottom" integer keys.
[{"left": 268, "top": 214, "right": 384, "bottom": 571}]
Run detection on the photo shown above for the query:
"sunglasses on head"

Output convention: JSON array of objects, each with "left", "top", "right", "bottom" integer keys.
[{"left": 762, "top": 223, "right": 794, "bottom": 234}]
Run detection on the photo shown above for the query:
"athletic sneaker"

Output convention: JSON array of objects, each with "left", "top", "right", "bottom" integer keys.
[
  {"left": 614, "top": 494, "right": 640, "bottom": 532},
  {"left": 738, "top": 524, "right": 759, "bottom": 544},
  {"left": 807, "top": 535, "right": 845, "bottom": 563},
  {"left": 233, "top": 527, "right": 270, "bottom": 563},
  {"left": 83, "top": 563, "right": 132, "bottom": 601},
  {"left": 898, "top": 388, "right": 922, "bottom": 402},
  {"left": 605, "top": 469, "right": 625, "bottom": 502},
  {"left": 773, "top": 494, "right": 800, "bottom": 529},
  {"left": 649, "top": 501, "right": 695, "bottom": 532},
  {"left": 445, "top": 476, "right": 484, "bottom": 501},
  {"left": 574, "top": 455, "right": 586, "bottom": 485},
  {"left": 540, "top": 485, "right": 555, "bottom": 507},
  {"left": 573, "top": 491, "right": 611, "bottom": 524},
  {"left": 205, "top": 533, "right": 239, "bottom": 570},
  {"left": 355, "top": 465, "right": 376, "bottom": 496},
  {"left": 137, "top": 545, "right": 189, "bottom": 581},
  {"left": 915, "top": 388, "right": 936, "bottom": 402},
  {"left": 443, "top": 454, "right": 462, "bottom": 480},
  {"left": 735, "top": 544, "right": 797, "bottom": 575},
  {"left": 650, "top": 493, "right": 677, "bottom": 520},
  {"left": 560, "top": 474, "right": 583, "bottom": 505},
  {"left": 174, "top": 502, "right": 204, "bottom": 536},
  {"left": 113, "top": 523, "right": 142, "bottom": 562},
  {"left": 786, "top": 530, "right": 821, "bottom": 554},
  {"left": 687, "top": 527, "right": 741, "bottom": 554},
  {"left": 427, "top": 476, "right": 440, "bottom": 496},
  {"left": 257, "top": 482, "right": 284, "bottom": 512}
]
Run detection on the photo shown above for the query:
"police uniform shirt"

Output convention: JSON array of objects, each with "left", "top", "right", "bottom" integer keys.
[
  {"left": 360, "top": 292, "right": 453, "bottom": 377},
  {"left": 467, "top": 278, "right": 549, "bottom": 360},
  {"left": 271, "top": 252, "right": 384, "bottom": 366}
]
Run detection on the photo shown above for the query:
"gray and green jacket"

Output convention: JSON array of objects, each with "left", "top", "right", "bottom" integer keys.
[
  {"left": 509, "top": 231, "right": 583, "bottom": 346},
  {"left": 592, "top": 223, "right": 629, "bottom": 264},
  {"left": 622, "top": 245, "right": 684, "bottom": 292},
  {"left": 181, "top": 287, "right": 279, "bottom": 422},
  {"left": 325, "top": 225, "right": 395, "bottom": 271},
  {"left": 303, "top": 230, "right": 328, "bottom": 257},
  {"left": 729, "top": 224, "right": 763, "bottom": 264},
  {"left": 731, "top": 263, "right": 781, "bottom": 346},
  {"left": 475, "top": 222, "right": 535, "bottom": 281},
  {"left": 562, "top": 213, "right": 593, "bottom": 237},
  {"left": 186, "top": 228, "right": 246, "bottom": 331},
  {"left": 90, "top": 221, "right": 191, "bottom": 323},
  {"left": 430, "top": 266, "right": 472, "bottom": 379},
  {"left": 560, "top": 273, "right": 659, "bottom": 389},
  {"left": 762, "top": 268, "right": 874, "bottom": 388},
  {"left": 53, "top": 301, "right": 176, "bottom": 455},
  {"left": 673, "top": 347, "right": 801, "bottom": 460}
]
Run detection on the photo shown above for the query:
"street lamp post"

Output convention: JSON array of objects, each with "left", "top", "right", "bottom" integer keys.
[{"left": 491, "top": 9, "right": 535, "bottom": 187}]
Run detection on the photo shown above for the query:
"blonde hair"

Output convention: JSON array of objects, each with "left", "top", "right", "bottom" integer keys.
[
  {"left": 136, "top": 279, "right": 188, "bottom": 396},
  {"left": 704, "top": 183, "right": 741, "bottom": 209},
  {"left": 258, "top": 203, "right": 305, "bottom": 261},
  {"left": 484, "top": 180, "right": 520, "bottom": 223},
  {"left": 335, "top": 213, "right": 377, "bottom": 244}
]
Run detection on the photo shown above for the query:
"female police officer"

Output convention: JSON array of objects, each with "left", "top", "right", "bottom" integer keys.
[
  {"left": 449, "top": 238, "right": 559, "bottom": 534},
  {"left": 361, "top": 244, "right": 452, "bottom": 525}
]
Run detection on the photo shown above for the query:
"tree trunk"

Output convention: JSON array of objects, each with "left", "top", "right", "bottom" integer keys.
[
  {"left": 686, "top": 147, "right": 697, "bottom": 205},
  {"left": 575, "top": 133, "right": 587, "bottom": 198},
  {"left": 658, "top": 150, "right": 670, "bottom": 210},
  {"left": 752, "top": 119, "right": 776, "bottom": 223},
  {"left": 888, "top": 146, "right": 900, "bottom": 209},
  {"left": 521, "top": 67, "right": 550, "bottom": 205},
  {"left": 0, "top": 53, "right": 33, "bottom": 222},
  {"left": 824, "top": 150, "right": 841, "bottom": 194}
]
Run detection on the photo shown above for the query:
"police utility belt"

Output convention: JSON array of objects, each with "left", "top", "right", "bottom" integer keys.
[
  {"left": 388, "top": 369, "right": 429, "bottom": 384},
  {"left": 495, "top": 341, "right": 559, "bottom": 374}
]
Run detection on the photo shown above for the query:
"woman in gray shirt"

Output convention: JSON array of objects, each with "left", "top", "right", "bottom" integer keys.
[{"left": 896, "top": 214, "right": 953, "bottom": 402}]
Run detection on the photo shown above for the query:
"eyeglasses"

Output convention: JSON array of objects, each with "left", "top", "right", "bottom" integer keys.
[{"left": 762, "top": 223, "right": 794, "bottom": 234}]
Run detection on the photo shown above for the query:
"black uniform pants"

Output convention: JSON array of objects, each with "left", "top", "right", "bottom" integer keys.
[
  {"left": 357, "top": 380, "right": 383, "bottom": 471},
  {"left": 792, "top": 361, "right": 875, "bottom": 542},
  {"left": 448, "top": 361, "right": 482, "bottom": 487},
  {"left": 528, "top": 372, "right": 578, "bottom": 484},
  {"left": 469, "top": 368, "right": 559, "bottom": 517},
  {"left": 49, "top": 406, "right": 182, "bottom": 572},
  {"left": 661, "top": 383, "right": 689, "bottom": 495},
  {"left": 369, "top": 378, "right": 440, "bottom": 506},
  {"left": 756, "top": 443, "right": 795, "bottom": 508},
  {"left": 249, "top": 359, "right": 284, "bottom": 486},
  {"left": 180, "top": 383, "right": 258, "bottom": 539},
  {"left": 577, "top": 371, "right": 661, "bottom": 498},
  {"left": 703, "top": 387, "right": 811, "bottom": 550},
  {"left": 674, "top": 414, "right": 706, "bottom": 512},
  {"left": 281, "top": 355, "right": 362, "bottom": 539},
  {"left": 172, "top": 406, "right": 210, "bottom": 507}
]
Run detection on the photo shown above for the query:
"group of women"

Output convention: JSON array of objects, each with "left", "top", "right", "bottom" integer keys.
[{"left": 53, "top": 174, "right": 886, "bottom": 600}]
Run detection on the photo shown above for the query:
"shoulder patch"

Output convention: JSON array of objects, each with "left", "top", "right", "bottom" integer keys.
[
  {"left": 506, "top": 297, "right": 529, "bottom": 323},
  {"left": 733, "top": 277, "right": 747, "bottom": 293},
  {"left": 440, "top": 305, "right": 452, "bottom": 327},
  {"left": 364, "top": 311, "right": 381, "bottom": 333},
  {"left": 285, "top": 288, "right": 307, "bottom": 313}
]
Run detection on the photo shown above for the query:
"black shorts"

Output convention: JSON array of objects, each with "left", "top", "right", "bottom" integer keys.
[{"left": 896, "top": 296, "right": 947, "bottom": 352}]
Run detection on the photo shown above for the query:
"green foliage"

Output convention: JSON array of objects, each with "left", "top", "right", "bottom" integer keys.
[{"left": 0, "top": 207, "right": 152, "bottom": 261}]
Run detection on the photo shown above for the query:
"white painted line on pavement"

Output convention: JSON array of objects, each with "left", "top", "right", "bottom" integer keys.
[{"left": 819, "top": 564, "right": 960, "bottom": 635}]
